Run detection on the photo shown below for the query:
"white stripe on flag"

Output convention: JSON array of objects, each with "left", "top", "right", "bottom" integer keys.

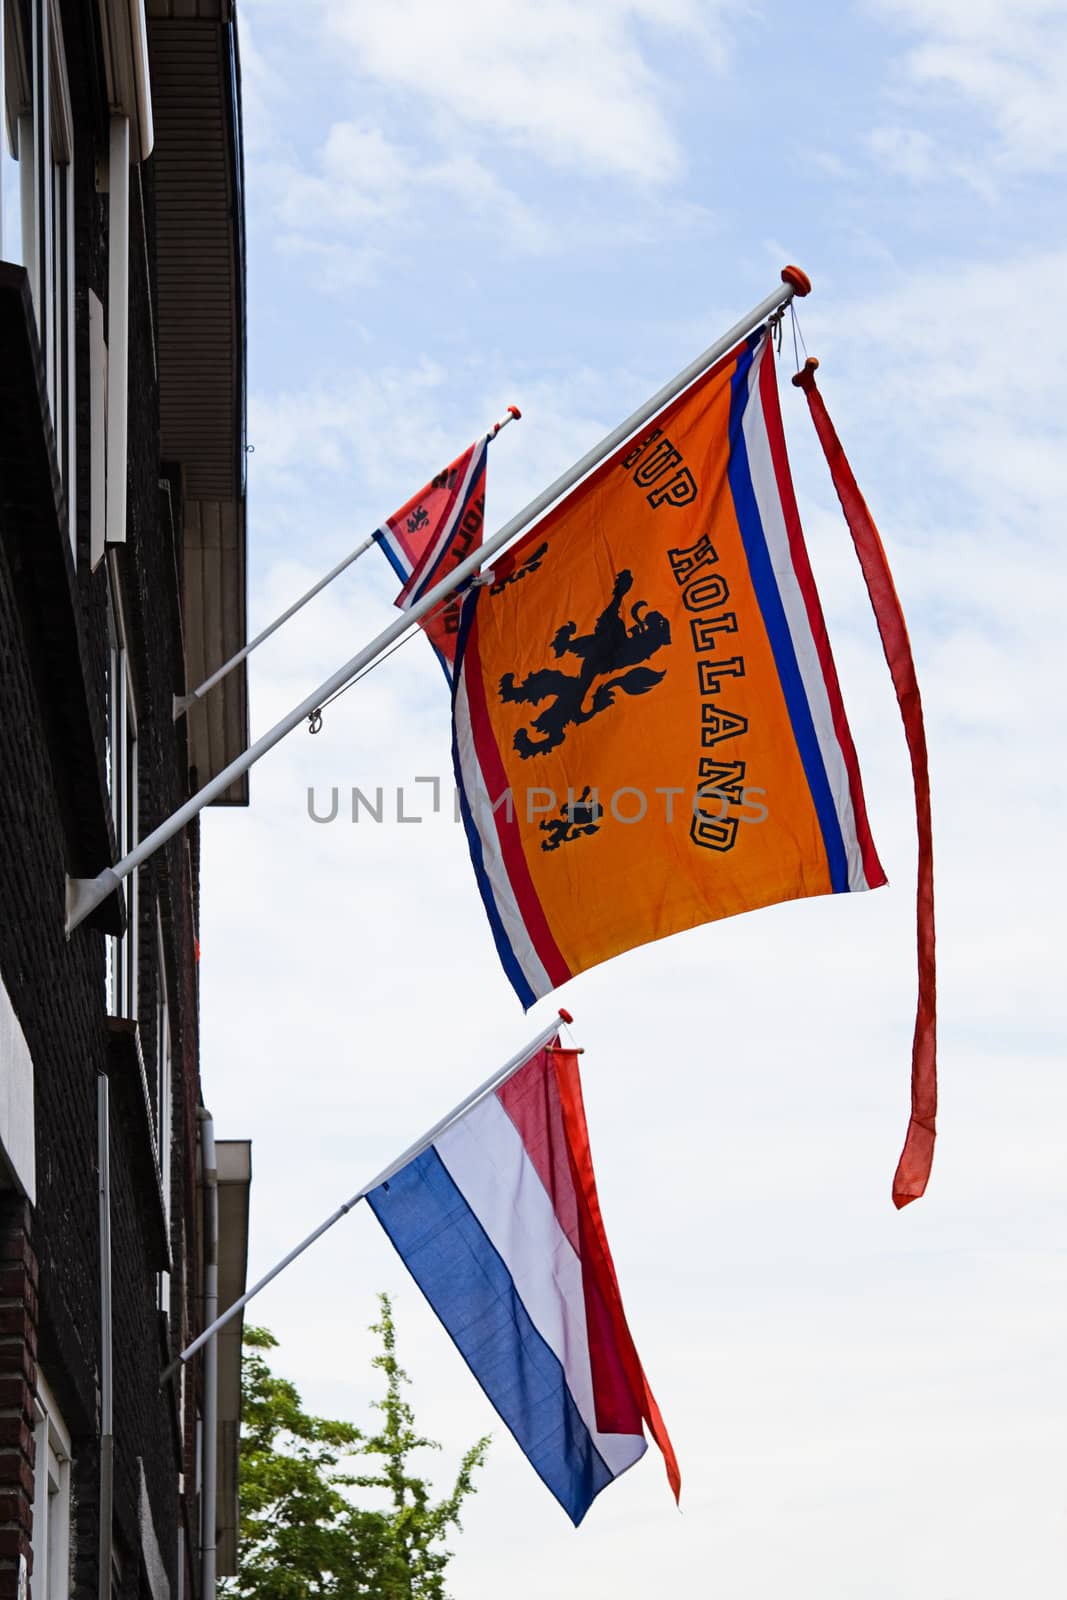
[
  {"left": 453, "top": 673, "right": 553, "bottom": 1000},
  {"left": 435, "top": 1095, "right": 646, "bottom": 1478},
  {"left": 402, "top": 441, "right": 486, "bottom": 605},
  {"left": 374, "top": 523, "right": 414, "bottom": 583},
  {"left": 742, "top": 343, "right": 869, "bottom": 892}
]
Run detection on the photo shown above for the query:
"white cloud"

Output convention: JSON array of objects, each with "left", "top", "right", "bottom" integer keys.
[
  {"left": 247, "top": 358, "right": 451, "bottom": 503},
  {"left": 803, "top": 248, "right": 1067, "bottom": 517},
  {"left": 428, "top": 152, "right": 549, "bottom": 251},
  {"left": 235, "top": 8, "right": 291, "bottom": 159},
  {"left": 866, "top": 125, "right": 995, "bottom": 198},
  {"left": 316, "top": 0, "right": 734, "bottom": 182},
  {"left": 274, "top": 120, "right": 548, "bottom": 262},
  {"left": 241, "top": 0, "right": 728, "bottom": 279},
  {"left": 872, "top": 0, "right": 1067, "bottom": 171},
  {"left": 280, "top": 123, "right": 413, "bottom": 226},
  {"left": 273, "top": 234, "right": 387, "bottom": 295},
  {"left": 867, "top": 125, "right": 940, "bottom": 181},
  {"left": 246, "top": 350, "right": 651, "bottom": 529}
]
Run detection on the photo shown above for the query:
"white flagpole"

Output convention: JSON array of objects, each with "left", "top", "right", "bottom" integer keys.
[
  {"left": 68, "top": 268, "right": 810, "bottom": 932},
  {"left": 172, "top": 533, "right": 375, "bottom": 720},
  {"left": 172, "top": 408, "right": 522, "bottom": 722},
  {"left": 162, "top": 1009, "right": 572, "bottom": 1381}
]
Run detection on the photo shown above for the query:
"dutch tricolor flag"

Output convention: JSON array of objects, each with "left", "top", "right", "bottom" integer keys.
[{"left": 367, "top": 1032, "right": 679, "bottom": 1525}]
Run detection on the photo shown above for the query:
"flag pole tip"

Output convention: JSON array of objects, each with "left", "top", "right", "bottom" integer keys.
[
  {"left": 781, "top": 264, "right": 812, "bottom": 297},
  {"left": 791, "top": 356, "right": 820, "bottom": 389},
  {"left": 489, "top": 405, "right": 522, "bottom": 438},
  {"left": 557, "top": 1007, "right": 574, "bottom": 1025}
]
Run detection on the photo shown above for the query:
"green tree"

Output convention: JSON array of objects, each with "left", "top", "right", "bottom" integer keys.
[{"left": 223, "top": 1295, "right": 489, "bottom": 1600}]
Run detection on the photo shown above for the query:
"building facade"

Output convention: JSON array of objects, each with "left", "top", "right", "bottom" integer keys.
[{"left": 0, "top": 8, "right": 250, "bottom": 1600}]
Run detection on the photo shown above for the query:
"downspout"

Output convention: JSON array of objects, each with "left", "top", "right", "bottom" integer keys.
[
  {"left": 198, "top": 1109, "right": 218, "bottom": 1600},
  {"left": 96, "top": 3, "right": 155, "bottom": 159},
  {"left": 97, "top": 1075, "right": 114, "bottom": 1600},
  {"left": 127, "top": 0, "right": 154, "bottom": 159}
]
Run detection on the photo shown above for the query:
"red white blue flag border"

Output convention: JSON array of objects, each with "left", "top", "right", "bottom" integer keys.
[
  {"left": 373, "top": 436, "right": 489, "bottom": 596},
  {"left": 450, "top": 329, "right": 885, "bottom": 1011},
  {"left": 366, "top": 1037, "right": 677, "bottom": 1525}
]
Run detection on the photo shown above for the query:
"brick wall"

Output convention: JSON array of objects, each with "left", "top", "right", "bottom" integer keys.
[
  {"left": 0, "top": 7, "right": 209, "bottom": 1600},
  {"left": 0, "top": 1200, "right": 37, "bottom": 1600}
]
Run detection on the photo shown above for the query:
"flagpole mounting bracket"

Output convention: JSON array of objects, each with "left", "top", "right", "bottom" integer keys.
[{"left": 65, "top": 869, "right": 124, "bottom": 938}]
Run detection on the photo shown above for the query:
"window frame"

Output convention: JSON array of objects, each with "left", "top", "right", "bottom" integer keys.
[
  {"left": 47, "top": 1, "right": 75, "bottom": 554},
  {"left": 106, "top": 556, "right": 139, "bottom": 1022},
  {"left": 31, "top": 1371, "right": 72, "bottom": 1600},
  {"left": 155, "top": 906, "right": 173, "bottom": 1314},
  {"left": 2, "top": 0, "right": 76, "bottom": 556},
  {"left": 0, "top": 0, "right": 19, "bottom": 261},
  {"left": 89, "top": 286, "right": 107, "bottom": 569}
]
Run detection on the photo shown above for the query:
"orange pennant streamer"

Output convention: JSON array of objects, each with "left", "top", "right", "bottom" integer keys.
[{"left": 792, "top": 358, "right": 937, "bottom": 1207}]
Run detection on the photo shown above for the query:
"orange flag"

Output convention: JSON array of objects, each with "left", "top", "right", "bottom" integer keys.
[{"left": 453, "top": 328, "right": 886, "bottom": 1008}]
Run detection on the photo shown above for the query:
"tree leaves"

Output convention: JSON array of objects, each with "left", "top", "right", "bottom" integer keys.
[{"left": 220, "top": 1297, "right": 489, "bottom": 1600}]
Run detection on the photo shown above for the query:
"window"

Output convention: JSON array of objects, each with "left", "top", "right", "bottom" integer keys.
[
  {"left": 2, "top": 0, "right": 76, "bottom": 555},
  {"left": 31, "top": 1372, "right": 72, "bottom": 1600},
  {"left": 90, "top": 288, "right": 107, "bottom": 569},
  {"left": 1, "top": 1, "right": 24, "bottom": 264},
  {"left": 156, "top": 908, "right": 172, "bottom": 1314},
  {"left": 46, "top": 6, "right": 75, "bottom": 549},
  {"left": 155, "top": 910, "right": 172, "bottom": 1218},
  {"left": 106, "top": 561, "right": 138, "bottom": 1021}
]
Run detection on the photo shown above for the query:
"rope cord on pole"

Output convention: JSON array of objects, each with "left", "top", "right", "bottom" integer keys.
[{"left": 789, "top": 301, "right": 809, "bottom": 373}]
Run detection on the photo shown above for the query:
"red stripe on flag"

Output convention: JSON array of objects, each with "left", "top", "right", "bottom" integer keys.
[
  {"left": 461, "top": 616, "right": 572, "bottom": 993},
  {"left": 793, "top": 359, "right": 936, "bottom": 1208},
  {"left": 553, "top": 1049, "right": 681, "bottom": 1501},
  {"left": 759, "top": 343, "right": 886, "bottom": 892},
  {"left": 498, "top": 1049, "right": 643, "bottom": 1440},
  {"left": 496, "top": 1044, "right": 581, "bottom": 1258},
  {"left": 384, "top": 459, "right": 470, "bottom": 573},
  {"left": 398, "top": 451, "right": 486, "bottom": 608}
]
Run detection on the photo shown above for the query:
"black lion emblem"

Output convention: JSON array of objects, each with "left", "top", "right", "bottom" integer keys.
[
  {"left": 499, "top": 570, "right": 671, "bottom": 758},
  {"left": 539, "top": 786, "right": 603, "bottom": 851}
]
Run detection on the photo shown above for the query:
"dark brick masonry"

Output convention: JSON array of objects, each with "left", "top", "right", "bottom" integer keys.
[
  {"left": 0, "top": 1201, "right": 37, "bottom": 1600},
  {"left": 0, "top": 5, "right": 220, "bottom": 1600}
]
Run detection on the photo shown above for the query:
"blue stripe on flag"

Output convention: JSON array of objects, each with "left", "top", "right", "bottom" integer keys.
[
  {"left": 373, "top": 527, "right": 412, "bottom": 585},
  {"left": 367, "top": 1145, "right": 613, "bottom": 1524},
  {"left": 727, "top": 335, "right": 849, "bottom": 893},
  {"left": 451, "top": 595, "right": 538, "bottom": 1009},
  {"left": 430, "top": 641, "right": 455, "bottom": 688}
]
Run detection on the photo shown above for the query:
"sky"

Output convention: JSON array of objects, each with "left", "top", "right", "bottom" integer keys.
[{"left": 193, "top": 3, "right": 1066, "bottom": 1595}]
